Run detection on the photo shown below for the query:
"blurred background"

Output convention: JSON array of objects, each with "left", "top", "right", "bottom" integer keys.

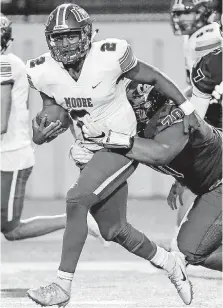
[{"left": 1, "top": 0, "right": 187, "bottom": 200}]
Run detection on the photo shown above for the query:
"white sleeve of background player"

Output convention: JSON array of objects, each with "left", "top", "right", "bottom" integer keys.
[
  {"left": 0, "top": 54, "right": 29, "bottom": 91},
  {"left": 190, "top": 83, "right": 211, "bottom": 119},
  {"left": 194, "top": 23, "right": 222, "bottom": 60},
  {"left": 0, "top": 54, "right": 14, "bottom": 85}
]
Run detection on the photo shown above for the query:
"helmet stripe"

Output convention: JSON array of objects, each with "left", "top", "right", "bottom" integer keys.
[{"left": 56, "top": 4, "right": 70, "bottom": 27}]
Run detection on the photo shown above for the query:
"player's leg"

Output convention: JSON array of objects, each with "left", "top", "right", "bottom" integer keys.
[
  {"left": 92, "top": 182, "right": 193, "bottom": 305},
  {"left": 91, "top": 181, "right": 157, "bottom": 260},
  {"left": 170, "top": 187, "right": 196, "bottom": 251},
  {"left": 27, "top": 151, "right": 138, "bottom": 306},
  {"left": 177, "top": 185, "right": 222, "bottom": 271},
  {"left": 58, "top": 150, "right": 137, "bottom": 273},
  {"left": 1, "top": 167, "right": 65, "bottom": 240}
]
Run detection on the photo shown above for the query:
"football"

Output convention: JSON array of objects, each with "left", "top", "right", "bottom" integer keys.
[{"left": 35, "top": 104, "right": 71, "bottom": 130}]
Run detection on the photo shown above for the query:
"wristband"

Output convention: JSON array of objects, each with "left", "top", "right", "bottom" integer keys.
[{"left": 179, "top": 100, "right": 195, "bottom": 115}]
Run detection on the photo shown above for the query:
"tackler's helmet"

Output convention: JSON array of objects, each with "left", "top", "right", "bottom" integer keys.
[
  {"left": 0, "top": 14, "right": 13, "bottom": 54},
  {"left": 45, "top": 3, "right": 93, "bottom": 65},
  {"left": 170, "top": 0, "right": 219, "bottom": 35}
]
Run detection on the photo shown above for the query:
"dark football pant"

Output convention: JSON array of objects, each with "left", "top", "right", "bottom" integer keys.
[
  {"left": 1, "top": 167, "right": 33, "bottom": 234},
  {"left": 59, "top": 150, "right": 138, "bottom": 273},
  {"left": 177, "top": 184, "right": 222, "bottom": 269}
]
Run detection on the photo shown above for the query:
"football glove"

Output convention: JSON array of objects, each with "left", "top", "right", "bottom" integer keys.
[
  {"left": 210, "top": 82, "right": 223, "bottom": 104},
  {"left": 79, "top": 114, "right": 133, "bottom": 149}
]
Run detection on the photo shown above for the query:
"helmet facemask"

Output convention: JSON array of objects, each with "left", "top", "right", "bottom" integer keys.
[
  {"left": 171, "top": 1, "right": 215, "bottom": 36},
  {"left": 46, "top": 24, "right": 92, "bottom": 65}
]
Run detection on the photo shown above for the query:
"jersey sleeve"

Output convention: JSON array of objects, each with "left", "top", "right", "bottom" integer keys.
[
  {"left": 194, "top": 23, "right": 222, "bottom": 58},
  {"left": 0, "top": 54, "right": 28, "bottom": 89},
  {"left": 0, "top": 54, "right": 14, "bottom": 85},
  {"left": 191, "top": 48, "right": 222, "bottom": 95},
  {"left": 102, "top": 38, "right": 138, "bottom": 75}
]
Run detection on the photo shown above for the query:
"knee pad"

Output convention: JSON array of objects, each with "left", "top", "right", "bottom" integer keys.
[
  {"left": 3, "top": 223, "right": 22, "bottom": 241},
  {"left": 66, "top": 187, "right": 99, "bottom": 212},
  {"left": 98, "top": 224, "right": 121, "bottom": 242},
  {"left": 113, "top": 223, "right": 145, "bottom": 253},
  {"left": 177, "top": 239, "right": 206, "bottom": 265}
]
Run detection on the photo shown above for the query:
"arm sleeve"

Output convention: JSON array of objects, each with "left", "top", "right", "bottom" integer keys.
[{"left": 117, "top": 40, "right": 138, "bottom": 73}]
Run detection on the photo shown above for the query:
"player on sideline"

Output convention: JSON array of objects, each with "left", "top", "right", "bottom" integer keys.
[
  {"left": 80, "top": 83, "right": 222, "bottom": 274},
  {"left": 26, "top": 3, "right": 197, "bottom": 306},
  {"left": 169, "top": 0, "right": 222, "bottom": 232},
  {"left": 0, "top": 13, "right": 105, "bottom": 243}
]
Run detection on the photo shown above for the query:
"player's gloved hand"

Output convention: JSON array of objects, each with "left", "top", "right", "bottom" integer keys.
[
  {"left": 80, "top": 114, "right": 133, "bottom": 149},
  {"left": 210, "top": 82, "right": 223, "bottom": 104},
  {"left": 167, "top": 180, "right": 185, "bottom": 210},
  {"left": 69, "top": 140, "right": 94, "bottom": 168},
  {"left": 32, "top": 116, "right": 62, "bottom": 145}
]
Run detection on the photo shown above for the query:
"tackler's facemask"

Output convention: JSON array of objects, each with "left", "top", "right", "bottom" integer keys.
[
  {"left": 0, "top": 14, "right": 13, "bottom": 54},
  {"left": 170, "top": 0, "right": 218, "bottom": 36},
  {"left": 45, "top": 3, "right": 93, "bottom": 65},
  {"left": 126, "top": 80, "right": 170, "bottom": 135}
]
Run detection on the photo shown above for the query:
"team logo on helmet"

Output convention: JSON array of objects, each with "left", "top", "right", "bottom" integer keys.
[{"left": 70, "top": 5, "right": 89, "bottom": 22}]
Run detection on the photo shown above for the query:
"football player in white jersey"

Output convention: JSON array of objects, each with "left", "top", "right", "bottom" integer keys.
[
  {"left": 0, "top": 14, "right": 105, "bottom": 244},
  {"left": 169, "top": 0, "right": 222, "bottom": 236},
  {"left": 27, "top": 4, "right": 197, "bottom": 306}
]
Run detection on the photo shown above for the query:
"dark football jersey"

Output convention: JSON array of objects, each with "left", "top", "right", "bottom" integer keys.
[
  {"left": 191, "top": 47, "right": 222, "bottom": 128},
  {"left": 143, "top": 104, "right": 222, "bottom": 195}
]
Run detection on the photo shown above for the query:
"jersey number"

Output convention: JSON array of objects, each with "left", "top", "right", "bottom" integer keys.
[
  {"left": 161, "top": 108, "right": 184, "bottom": 126},
  {"left": 193, "top": 68, "right": 205, "bottom": 83},
  {"left": 30, "top": 56, "right": 45, "bottom": 68},
  {"left": 101, "top": 43, "right": 117, "bottom": 52}
]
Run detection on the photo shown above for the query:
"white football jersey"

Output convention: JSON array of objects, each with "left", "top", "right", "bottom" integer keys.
[
  {"left": 183, "top": 22, "right": 221, "bottom": 84},
  {"left": 0, "top": 53, "right": 35, "bottom": 171},
  {"left": 27, "top": 39, "right": 137, "bottom": 150}
]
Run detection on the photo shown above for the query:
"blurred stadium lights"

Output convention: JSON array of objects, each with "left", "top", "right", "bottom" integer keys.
[{"left": 1, "top": 0, "right": 172, "bottom": 15}]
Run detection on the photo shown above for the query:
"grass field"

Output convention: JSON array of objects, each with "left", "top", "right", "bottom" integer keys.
[{"left": 1, "top": 198, "right": 222, "bottom": 308}]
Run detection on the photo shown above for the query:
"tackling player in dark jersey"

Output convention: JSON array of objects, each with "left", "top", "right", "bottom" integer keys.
[
  {"left": 191, "top": 46, "right": 222, "bottom": 128},
  {"left": 81, "top": 86, "right": 222, "bottom": 275}
]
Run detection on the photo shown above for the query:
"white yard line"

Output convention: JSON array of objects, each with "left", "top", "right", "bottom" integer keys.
[{"left": 1, "top": 261, "right": 216, "bottom": 276}]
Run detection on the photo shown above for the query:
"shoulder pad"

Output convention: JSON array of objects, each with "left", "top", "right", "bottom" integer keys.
[{"left": 96, "top": 38, "right": 137, "bottom": 73}]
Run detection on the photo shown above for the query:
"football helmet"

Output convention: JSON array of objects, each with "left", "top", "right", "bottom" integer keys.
[
  {"left": 0, "top": 14, "right": 13, "bottom": 54},
  {"left": 170, "top": 0, "right": 220, "bottom": 35},
  {"left": 45, "top": 3, "right": 93, "bottom": 65},
  {"left": 126, "top": 81, "right": 170, "bottom": 136}
]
